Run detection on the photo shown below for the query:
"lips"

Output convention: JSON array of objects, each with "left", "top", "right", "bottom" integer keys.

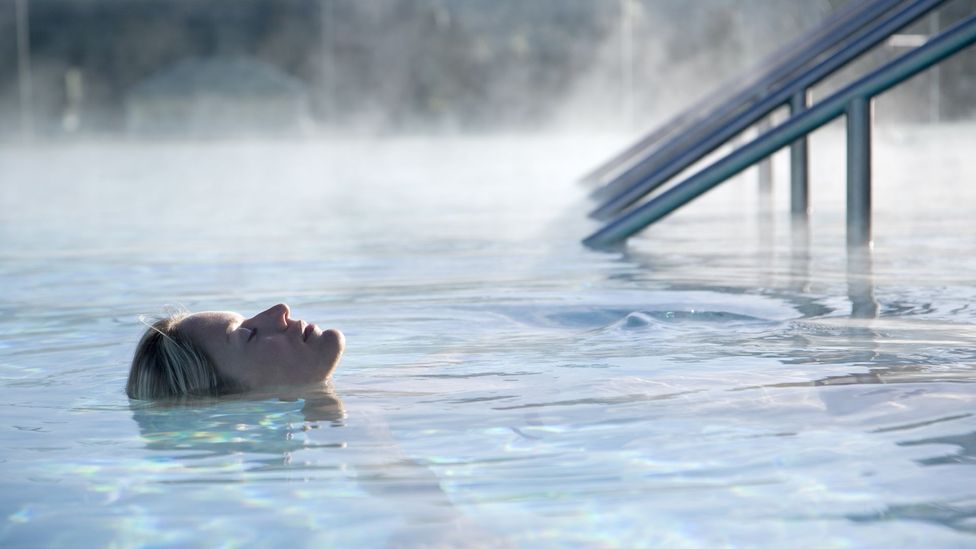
[{"left": 302, "top": 322, "right": 316, "bottom": 342}]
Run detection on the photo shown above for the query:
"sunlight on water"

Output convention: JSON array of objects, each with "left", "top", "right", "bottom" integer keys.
[{"left": 1, "top": 129, "right": 975, "bottom": 546}]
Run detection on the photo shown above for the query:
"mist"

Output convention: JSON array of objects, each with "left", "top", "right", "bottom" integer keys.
[{"left": 3, "top": 0, "right": 973, "bottom": 142}]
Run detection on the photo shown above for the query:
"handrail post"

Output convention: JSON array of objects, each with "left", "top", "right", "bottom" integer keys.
[
  {"left": 847, "top": 243, "right": 879, "bottom": 318},
  {"left": 588, "top": 0, "right": 951, "bottom": 221},
  {"left": 789, "top": 89, "right": 810, "bottom": 220},
  {"left": 846, "top": 95, "right": 873, "bottom": 251},
  {"left": 757, "top": 116, "right": 773, "bottom": 195},
  {"left": 583, "top": 14, "right": 976, "bottom": 250}
]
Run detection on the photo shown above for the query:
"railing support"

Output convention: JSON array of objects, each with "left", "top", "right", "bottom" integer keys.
[
  {"left": 846, "top": 96, "right": 873, "bottom": 250},
  {"left": 757, "top": 116, "right": 773, "bottom": 194},
  {"left": 789, "top": 90, "right": 810, "bottom": 219},
  {"left": 847, "top": 243, "right": 879, "bottom": 318},
  {"left": 588, "top": 0, "right": 948, "bottom": 221},
  {"left": 581, "top": 0, "right": 897, "bottom": 188},
  {"left": 582, "top": 13, "right": 976, "bottom": 250}
]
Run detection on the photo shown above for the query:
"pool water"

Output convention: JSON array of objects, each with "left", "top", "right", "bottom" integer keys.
[{"left": 1, "top": 128, "right": 975, "bottom": 547}]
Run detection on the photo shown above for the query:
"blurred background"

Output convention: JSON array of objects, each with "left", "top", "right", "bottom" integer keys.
[
  {"left": 2, "top": 0, "right": 974, "bottom": 141},
  {"left": 2, "top": 5, "right": 976, "bottom": 545}
]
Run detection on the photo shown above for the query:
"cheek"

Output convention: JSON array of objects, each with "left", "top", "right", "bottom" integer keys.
[
  {"left": 214, "top": 347, "right": 280, "bottom": 388},
  {"left": 224, "top": 339, "right": 313, "bottom": 388},
  {"left": 253, "top": 339, "right": 299, "bottom": 363},
  {"left": 228, "top": 354, "right": 281, "bottom": 388},
  {"left": 250, "top": 340, "right": 307, "bottom": 375},
  {"left": 214, "top": 359, "right": 253, "bottom": 388}
]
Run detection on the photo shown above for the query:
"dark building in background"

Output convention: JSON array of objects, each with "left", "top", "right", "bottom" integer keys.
[{"left": 0, "top": 0, "right": 973, "bottom": 138}]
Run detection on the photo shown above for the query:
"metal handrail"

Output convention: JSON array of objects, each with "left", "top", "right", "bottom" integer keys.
[
  {"left": 589, "top": 0, "right": 949, "bottom": 221},
  {"left": 581, "top": 0, "right": 898, "bottom": 188},
  {"left": 583, "top": 0, "right": 904, "bottom": 192},
  {"left": 583, "top": 14, "right": 976, "bottom": 249}
]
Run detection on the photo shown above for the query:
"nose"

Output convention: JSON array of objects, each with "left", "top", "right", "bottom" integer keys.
[{"left": 251, "top": 303, "right": 290, "bottom": 331}]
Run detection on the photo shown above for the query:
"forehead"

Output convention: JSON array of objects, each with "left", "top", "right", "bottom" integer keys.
[{"left": 179, "top": 311, "right": 243, "bottom": 340}]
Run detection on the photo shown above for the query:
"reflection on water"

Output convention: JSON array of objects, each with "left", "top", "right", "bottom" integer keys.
[
  {"left": 130, "top": 391, "right": 346, "bottom": 460},
  {"left": 130, "top": 388, "right": 481, "bottom": 545},
  {"left": 1, "top": 133, "right": 975, "bottom": 545},
  {"left": 848, "top": 244, "right": 879, "bottom": 320},
  {"left": 900, "top": 430, "right": 976, "bottom": 467},
  {"left": 847, "top": 499, "right": 976, "bottom": 535}
]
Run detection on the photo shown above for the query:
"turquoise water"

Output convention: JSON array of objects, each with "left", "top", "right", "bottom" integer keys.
[{"left": 1, "top": 130, "right": 975, "bottom": 547}]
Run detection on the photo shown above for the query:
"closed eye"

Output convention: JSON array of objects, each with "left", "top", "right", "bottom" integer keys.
[{"left": 247, "top": 327, "right": 257, "bottom": 342}]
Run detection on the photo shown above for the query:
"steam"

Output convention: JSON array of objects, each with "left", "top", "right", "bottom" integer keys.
[{"left": 0, "top": 0, "right": 971, "bottom": 141}]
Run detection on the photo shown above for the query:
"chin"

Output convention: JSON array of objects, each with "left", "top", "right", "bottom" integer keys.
[
  {"left": 320, "top": 328, "right": 345, "bottom": 374},
  {"left": 309, "top": 328, "right": 346, "bottom": 383},
  {"left": 324, "top": 328, "right": 345, "bottom": 354}
]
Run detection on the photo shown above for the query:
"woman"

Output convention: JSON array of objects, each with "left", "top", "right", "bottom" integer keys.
[{"left": 127, "top": 303, "right": 344, "bottom": 399}]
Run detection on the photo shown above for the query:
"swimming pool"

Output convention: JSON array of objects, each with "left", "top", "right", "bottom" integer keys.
[{"left": 1, "top": 128, "right": 974, "bottom": 546}]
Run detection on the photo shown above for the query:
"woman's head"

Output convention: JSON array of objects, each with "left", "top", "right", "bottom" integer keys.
[{"left": 127, "top": 304, "right": 344, "bottom": 400}]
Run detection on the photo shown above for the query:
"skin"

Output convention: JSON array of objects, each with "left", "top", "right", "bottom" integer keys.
[{"left": 179, "top": 303, "right": 344, "bottom": 390}]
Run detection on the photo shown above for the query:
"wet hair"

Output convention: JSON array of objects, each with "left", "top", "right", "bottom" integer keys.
[{"left": 127, "top": 311, "right": 233, "bottom": 400}]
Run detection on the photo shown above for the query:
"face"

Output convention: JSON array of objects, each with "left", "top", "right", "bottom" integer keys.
[{"left": 179, "top": 304, "right": 344, "bottom": 391}]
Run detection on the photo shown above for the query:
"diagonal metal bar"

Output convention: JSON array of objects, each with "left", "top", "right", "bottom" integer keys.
[
  {"left": 583, "top": 14, "right": 976, "bottom": 249},
  {"left": 590, "top": 0, "right": 910, "bottom": 201},
  {"left": 582, "top": 0, "right": 901, "bottom": 189},
  {"left": 589, "top": 0, "right": 948, "bottom": 220}
]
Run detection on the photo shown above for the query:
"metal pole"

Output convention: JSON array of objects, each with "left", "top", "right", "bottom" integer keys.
[
  {"left": 582, "top": 0, "right": 901, "bottom": 188},
  {"left": 15, "top": 0, "right": 34, "bottom": 140},
  {"left": 589, "top": 0, "right": 949, "bottom": 221},
  {"left": 789, "top": 89, "right": 810, "bottom": 219},
  {"left": 929, "top": 11, "right": 941, "bottom": 122},
  {"left": 846, "top": 95, "right": 873, "bottom": 250},
  {"left": 847, "top": 243, "right": 879, "bottom": 318},
  {"left": 757, "top": 116, "right": 773, "bottom": 194},
  {"left": 582, "top": 15, "right": 976, "bottom": 249},
  {"left": 790, "top": 89, "right": 811, "bottom": 287}
]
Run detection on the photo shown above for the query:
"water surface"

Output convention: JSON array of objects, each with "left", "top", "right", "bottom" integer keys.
[{"left": 1, "top": 129, "right": 975, "bottom": 546}]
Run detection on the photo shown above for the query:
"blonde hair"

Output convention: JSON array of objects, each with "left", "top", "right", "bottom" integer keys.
[{"left": 127, "top": 311, "right": 230, "bottom": 400}]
